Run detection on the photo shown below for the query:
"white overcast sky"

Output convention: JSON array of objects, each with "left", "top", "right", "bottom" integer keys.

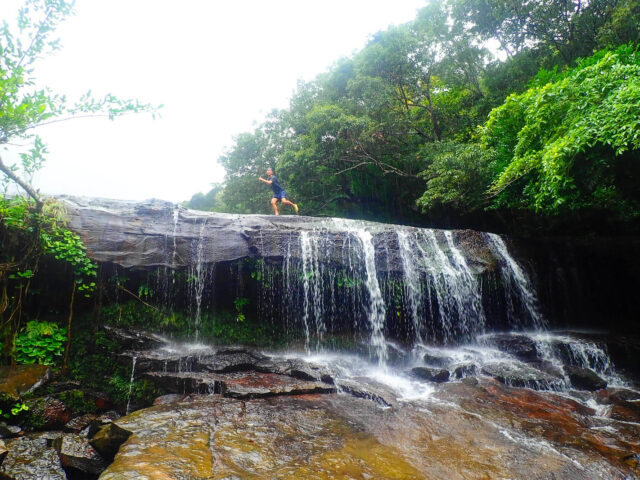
[{"left": 2, "top": 0, "right": 427, "bottom": 202}]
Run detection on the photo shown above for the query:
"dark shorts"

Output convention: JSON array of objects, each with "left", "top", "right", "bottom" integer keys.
[{"left": 273, "top": 190, "right": 287, "bottom": 200}]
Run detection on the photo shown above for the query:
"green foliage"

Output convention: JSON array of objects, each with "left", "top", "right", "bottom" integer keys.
[
  {"left": 484, "top": 45, "right": 640, "bottom": 217},
  {"left": 56, "top": 389, "right": 96, "bottom": 415},
  {"left": 233, "top": 297, "right": 249, "bottom": 323},
  {"left": 42, "top": 225, "right": 97, "bottom": 295},
  {"left": 188, "top": 0, "right": 640, "bottom": 232},
  {"left": 417, "top": 141, "right": 496, "bottom": 212},
  {"left": 14, "top": 320, "right": 66, "bottom": 365},
  {"left": 0, "top": 402, "right": 28, "bottom": 420}
]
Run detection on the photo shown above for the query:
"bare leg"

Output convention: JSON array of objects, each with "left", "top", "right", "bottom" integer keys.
[
  {"left": 280, "top": 197, "right": 298, "bottom": 213},
  {"left": 270, "top": 197, "right": 279, "bottom": 215}
]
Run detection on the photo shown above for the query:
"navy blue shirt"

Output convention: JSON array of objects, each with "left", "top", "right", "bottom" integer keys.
[{"left": 270, "top": 175, "right": 284, "bottom": 195}]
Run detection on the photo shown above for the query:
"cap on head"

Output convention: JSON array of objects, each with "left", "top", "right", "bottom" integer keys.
[{"left": 266, "top": 167, "right": 274, "bottom": 174}]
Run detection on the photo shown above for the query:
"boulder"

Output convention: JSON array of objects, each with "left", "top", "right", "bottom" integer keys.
[
  {"left": 481, "top": 362, "right": 563, "bottom": 390},
  {"left": 64, "top": 413, "right": 97, "bottom": 434},
  {"left": 452, "top": 363, "right": 478, "bottom": 379},
  {"left": 255, "top": 358, "right": 335, "bottom": 384},
  {"left": 24, "top": 396, "right": 71, "bottom": 430},
  {"left": 481, "top": 333, "right": 539, "bottom": 362},
  {"left": 0, "top": 365, "right": 51, "bottom": 399},
  {"left": 0, "top": 422, "right": 22, "bottom": 438},
  {"left": 563, "top": 366, "right": 607, "bottom": 391},
  {"left": 85, "top": 411, "right": 121, "bottom": 438},
  {"left": 411, "top": 367, "right": 450, "bottom": 383},
  {"left": 0, "top": 437, "right": 66, "bottom": 480},
  {"left": 103, "top": 325, "right": 168, "bottom": 351},
  {"left": 89, "top": 422, "right": 132, "bottom": 460},
  {"left": 423, "top": 352, "right": 454, "bottom": 367},
  {"left": 53, "top": 433, "right": 107, "bottom": 476}
]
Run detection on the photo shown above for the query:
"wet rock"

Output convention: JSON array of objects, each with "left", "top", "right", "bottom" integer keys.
[
  {"left": 64, "top": 413, "right": 97, "bottom": 434},
  {"left": 481, "top": 333, "right": 539, "bottom": 362},
  {"left": 25, "top": 396, "right": 72, "bottom": 430},
  {"left": 53, "top": 433, "right": 107, "bottom": 476},
  {"left": 100, "top": 396, "right": 423, "bottom": 480},
  {"left": 30, "top": 430, "right": 64, "bottom": 447},
  {"left": 103, "top": 325, "right": 168, "bottom": 351},
  {"left": 153, "top": 394, "right": 187, "bottom": 405},
  {"left": 461, "top": 377, "right": 479, "bottom": 386},
  {"left": 255, "top": 357, "right": 335, "bottom": 384},
  {"left": 423, "top": 352, "right": 454, "bottom": 367},
  {"left": 481, "top": 362, "right": 562, "bottom": 390},
  {"left": 222, "top": 372, "right": 336, "bottom": 399},
  {"left": 85, "top": 411, "right": 121, "bottom": 438},
  {"left": 563, "top": 365, "right": 607, "bottom": 391},
  {"left": 0, "top": 365, "right": 51, "bottom": 399},
  {"left": 89, "top": 422, "right": 132, "bottom": 460},
  {"left": 199, "top": 348, "right": 269, "bottom": 373},
  {"left": 0, "top": 437, "right": 66, "bottom": 480},
  {"left": 452, "top": 363, "right": 477, "bottom": 379},
  {"left": 411, "top": 367, "right": 450, "bottom": 383},
  {"left": 336, "top": 379, "right": 395, "bottom": 408},
  {"left": 142, "top": 371, "right": 224, "bottom": 394},
  {"left": 0, "top": 422, "right": 22, "bottom": 438},
  {"left": 60, "top": 196, "right": 498, "bottom": 274}
]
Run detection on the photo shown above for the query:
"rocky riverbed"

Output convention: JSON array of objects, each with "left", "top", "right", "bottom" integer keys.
[{"left": 1, "top": 327, "right": 639, "bottom": 479}]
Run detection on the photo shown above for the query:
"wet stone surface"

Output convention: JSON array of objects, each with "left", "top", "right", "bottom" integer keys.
[
  {"left": 97, "top": 385, "right": 640, "bottom": 480},
  {"left": 0, "top": 437, "right": 66, "bottom": 480},
  {"left": 0, "top": 365, "right": 51, "bottom": 399}
]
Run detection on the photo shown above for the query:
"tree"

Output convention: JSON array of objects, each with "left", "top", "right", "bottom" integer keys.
[
  {"left": 484, "top": 45, "right": 640, "bottom": 218},
  {"left": 0, "top": 0, "right": 157, "bottom": 208},
  {"left": 0, "top": 0, "right": 157, "bottom": 367}
]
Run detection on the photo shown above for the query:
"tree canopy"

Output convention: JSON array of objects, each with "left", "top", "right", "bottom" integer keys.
[{"left": 185, "top": 0, "right": 640, "bottom": 232}]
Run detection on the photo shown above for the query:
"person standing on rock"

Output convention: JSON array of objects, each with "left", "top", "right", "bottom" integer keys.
[{"left": 259, "top": 167, "right": 299, "bottom": 215}]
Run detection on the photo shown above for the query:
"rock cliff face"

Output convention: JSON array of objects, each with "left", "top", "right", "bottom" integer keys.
[{"left": 59, "top": 196, "right": 498, "bottom": 274}]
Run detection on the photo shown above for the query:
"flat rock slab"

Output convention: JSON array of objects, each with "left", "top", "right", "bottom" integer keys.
[
  {"left": 142, "top": 370, "right": 335, "bottom": 399},
  {"left": 221, "top": 372, "right": 336, "bottom": 399},
  {"left": 98, "top": 389, "right": 637, "bottom": 480},
  {"left": 59, "top": 196, "right": 496, "bottom": 273},
  {"left": 100, "top": 396, "right": 424, "bottom": 480},
  {"left": 481, "top": 362, "right": 564, "bottom": 390},
  {"left": 0, "top": 365, "right": 51, "bottom": 398},
  {"left": 53, "top": 433, "right": 107, "bottom": 475}
]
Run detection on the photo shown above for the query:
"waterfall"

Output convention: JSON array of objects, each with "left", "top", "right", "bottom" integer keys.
[
  {"left": 125, "top": 355, "right": 137, "bottom": 415},
  {"left": 300, "top": 230, "right": 328, "bottom": 352},
  {"left": 170, "top": 207, "right": 180, "bottom": 268},
  {"left": 397, "top": 230, "right": 425, "bottom": 343},
  {"left": 190, "top": 218, "right": 208, "bottom": 341},
  {"left": 486, "top": 233, "right": 545, "bottom": 329},
  {"left": 354, "top": 228, "right": 388, "bottom": 366}
]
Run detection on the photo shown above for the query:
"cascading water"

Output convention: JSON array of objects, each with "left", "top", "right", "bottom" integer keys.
[
  {"left": 397, "top": 230, "right": 425, "bottom": 343},
  {"left": 125, "top": 355, "right": 137, "bottom": 415},
  {"left": 190, "top": 217, "right": 208, "bottom": 341},
  {"left": 300, "top": 230, "right": 327, "bottom": 352},
  {"left": 487, "top": 233, "right": 545, "bottom": 329},
  {"left": 354, "top": 228, "right": 388, "bottom": 366}
]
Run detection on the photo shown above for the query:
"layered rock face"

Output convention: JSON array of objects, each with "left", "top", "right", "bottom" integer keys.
[{"left": 59, "top": 196, "right": 498, "bottom": 273}]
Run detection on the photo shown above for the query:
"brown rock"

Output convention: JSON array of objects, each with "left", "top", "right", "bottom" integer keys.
[
  {"left": 0, "top": 365, "right": 51, "bottom": 399},
  {"left": 54, "top": 433, "right": 107, "bottom": 475},
  {"left": 90, "top": 422, "right": 132, "bottom": 460}
]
